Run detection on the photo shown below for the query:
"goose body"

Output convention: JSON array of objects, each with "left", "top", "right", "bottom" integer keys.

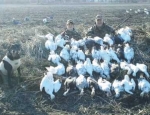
[
  {"left": 40, "top": 72, "right": 61, "bottom": 100},
  {"left": 138, "top": 77, "right": 150, "bottom": 97},
  {"left": 112, "top": 79, "right": 124, "bottom": 98},
  {"left": 76, "top": 75, "right": 88, "bottom": 95},
  {"left": 98, "top": 77, "right": 112, "bottom": 97},
  {"left": 76, "top": 61, "right": 86, "bottom": 76},
  {"left": 48, "top": 51, "right": 61, "bottom": 65},
  {"left": 60, "top": 47, "right": 70, "bottom": 62},
  {"left": 84, "top": 58, "right": 93, "bottom": 76},
  {"left": 101, "top": 60, "right": 110, "bottom": 79},
  {"left": 124, "top": 43, "right": 134, "bottom": 63},
  {"left": 136, "top": 63, "right": 149, "bottom": 78},
  {"left": 121, "top": 75, "right": 136, "bottom": 94}
]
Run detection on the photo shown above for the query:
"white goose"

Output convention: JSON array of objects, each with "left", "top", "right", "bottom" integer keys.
[
  {"left": 92, "top": 59, "right": 103, "bottom": 75},
  {"left": 101, "top": 60, "right": 110, "bottom": 80},
  {"left": 84, "top": 58, "right": 93, "bottom": 77},
  {"left": 46, "top": 62, "right": 65, "bottom": 76},
  {"left": 120, "top": 61, "right": 132, "bottom": 75},
  {"left": 112, "top": 79, "right": 124, "bottom": 98},
  {"left": 40, "top": 71, "right": 61, "bottom": 100},
  {"left": 94, "top": 36, "right": 103, "bottom": 46},
  {"left": 76, "top": 61, "right": 86, "bottom": 76},
  {"left": 91, "top": 46, "right": 101, "bottom": 61},
  {"left": 77, "top": 49, "right": 85, "bottom": 62},
  {"left": 60, "top": 46, "right": 70, "bottom": 62},
  {"left": 117, "top": 26, "right": 132, "bottom": 43},
  {"left": 98, "top": 77, "right": 112, "bottom": 97},
  {"left": 55, "top": 34, "right": 66, "bottom": 48},
  {"left": 45, "top": 33, "right": 54, "bottom": 41},
  {"left": 70, "top": 46, "right": 78, "bottom": 62},
  {"left": 48, "top": 51, "right": 61, "bottom": 65},
  {"left": 124, "top": 43, "right": 134, "bottom": 63},
  {"left": 121, "top": 75, "right": 136, "bottom": 94},
  {"left": 138, "top": 76, "right": 150, "bottom": 97},
  {"left": 100, "top": 46, "right": 111, "bottom": 64},
  {"left": 108, "top": 47, "right": 120, "bottom": 63},
  {"left": 45, "top": 34, "right": 57, "bottom": 51},
  {"left": 103, "top": 34, "right": 114, "bottom": 46},
  {"left": 136, "top": 63, "right": 150, "bottom": 78},
  {"left": 76, "top": 75, "right": 88, "bottom": 95},
  {"left": 71, "top": 38, "right": 85, "bottom": 48},
  {"left": 129, "top": 64, "right": 139, "bottom": 77}
]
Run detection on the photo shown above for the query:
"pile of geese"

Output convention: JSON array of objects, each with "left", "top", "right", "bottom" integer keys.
[{"left": 39, "top": 26, "right": 150, "bottom": 100}]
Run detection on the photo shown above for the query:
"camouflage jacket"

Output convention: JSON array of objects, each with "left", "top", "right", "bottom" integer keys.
[
  {"left": 61, "top": 28, "right": 82, "bottom": 41},
  {"left": 86, "top": 23, "right": 114, "bottom": 38}
]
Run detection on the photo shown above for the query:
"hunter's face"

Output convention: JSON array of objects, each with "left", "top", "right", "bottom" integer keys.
[
  {"left": 96, "top": 18, "right": 103, "bottom": 27},
  {"left": 66, "top": 23, "right": 74, "bottom": 31}
]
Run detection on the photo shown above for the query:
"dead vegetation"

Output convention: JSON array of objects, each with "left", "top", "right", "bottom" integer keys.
[{"left": 0, "top": 4, "right": 150, "bottom": 115}]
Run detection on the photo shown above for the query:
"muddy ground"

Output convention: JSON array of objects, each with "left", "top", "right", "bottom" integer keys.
[{"left": 0, "top": 3, "right": 150, "bottom": 115}]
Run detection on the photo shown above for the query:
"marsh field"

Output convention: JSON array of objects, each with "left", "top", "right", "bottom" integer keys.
[{"left": 0, "top": 3, "right": 150, "bottom": 115}]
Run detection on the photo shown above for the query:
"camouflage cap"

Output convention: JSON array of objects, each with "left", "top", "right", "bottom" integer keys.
[
  {"left": 95, "top": 15, "right": 103, "bottom": 20},
  {"left": 66, "top": 19, "right": 74, "bottom": 24}
]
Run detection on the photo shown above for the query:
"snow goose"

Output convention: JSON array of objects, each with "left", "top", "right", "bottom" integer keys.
[
  {"left": 136, "top": 63, "right": 149, "bottom": 78},
  {"left": 108, "top": 47, "right": 120, "bottom": 63},
  {"left": 91, "top": 46, "right": 101, "bottom": 61},
  {"left": 101, "top": 60, "right": 110, "bottom": 80},
  {"left": 12, "top": 18, "right": 20, "bottom": 25},
  {"left": 45, "top": 40, "right": 57, "bottom": 51},
  {"left": 43, "top": 18, "right": 48, "bottom": 23},
  {"left": 40, "top": 71, "right": 61, "bottom": 100},
  {"left": 70, "top": 46, "right": 78, "bottom": 62},
  {"left": 45, "top": 33, "right": 54, "bottom": 41},
  {"left": 76, "top": 61, "right": 86, "bottom": 76},
  {"left": 124, "top": 43, "right": 134, "bottom": 63},
  {"left": 77, "top": 49, "right": 85, "bottom": 62},
  {"left": 98, "top": 77, "right": 112, "bottom": 97},
  {"left": 45, "top": 34, "right": 57, "bottom": 51},
  {"left": 103, "top": 34, "right": 114, "bottom": 46},
  {"left": 100, "top": 46, "right": 111, "bottom": 64},
  {"left": 60, "top": 46, "right": 70, "bottom": 62},
  {"left": 117, "top": 27, "right": 132, "bottom": 43},
  {"left": 121, "top": 75, "right": 136, "bottom": 94},
  {"left": 84, "top": 58, "right": 93, "bottom": 77},
  {"left": 46, "top": 62, "right": 65, "bottom": 76},
  {"left": 144, "top": 8, "right": 149, "bottom": 15},
  {"left": 70, "top": 38, "right": 85, "bottom": 49},
  {"left": 138, "top": 75, "right": 150, "bottom": 97},
  {"left": 120, "top": 61, "right": 132, "bottom": 75},
  {"left": 112, "top": 79, "right": 124, "bottom": 98},
  {"left": 87, "top": 77, "right": 99, "bottom": 97},
  {"left": 129, "top": 64, "right": 139, "bottom": 77},
  {"left": 76, "top": 75, "right": 88, "bottom": 95},
  {"left": 94, "top": 36, "right": 103, "bottom": 46},
  {"left": 48, "top": 51, "right": 61, "bottom": 65},
  {"left": 63, "top": 77, "right": 77, "bottom": 96},
  {"left": 92, "top": 59, "right": 103, "bottom": 75},
  {"left": 55, "top": 34, "right": 66, "bottom": 48}
]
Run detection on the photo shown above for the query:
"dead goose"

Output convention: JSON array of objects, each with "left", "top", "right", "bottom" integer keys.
[{"left": 40, "top": 71, "right": 61, "bottom": 100}]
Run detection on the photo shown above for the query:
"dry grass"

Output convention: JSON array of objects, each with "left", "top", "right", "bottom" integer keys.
[{"left": 0, "top": 4, "right": 150, "bottom": 115}]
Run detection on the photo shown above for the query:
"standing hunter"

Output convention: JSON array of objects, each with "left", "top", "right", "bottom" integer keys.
[
  {"left": 86, "top": 14, "right": 115, "bottom": 38},
  {"left": 61, "top": 19, "right": 82, "bottom": 41}
]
